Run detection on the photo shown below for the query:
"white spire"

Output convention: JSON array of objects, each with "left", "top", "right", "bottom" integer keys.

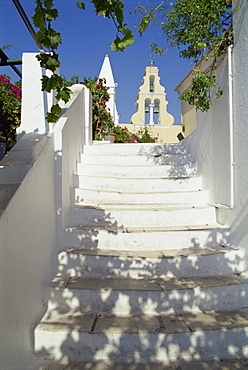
[
  {"left": 99, "top": 54, "right": 115, "bottom": 86},
  {"left": 99, "top": 55, "right": 119, "bottom": 125}
]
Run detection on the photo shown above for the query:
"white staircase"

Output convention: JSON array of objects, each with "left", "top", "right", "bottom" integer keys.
[{"left": 35, "top": 143, "right": 248, "bottom": 368}]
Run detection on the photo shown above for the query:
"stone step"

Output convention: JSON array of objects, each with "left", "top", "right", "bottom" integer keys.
[
  {"left": 39, "top": 358, "right": 248, "bottom": 369},
  {"left": 84, "top": 142, "right": 188, "bottom": 156},
  {"left": 35, "top": 308, "right": 248, "bottom": 364},
  {"left": 58, "top": 246, "right": 245, "bottom": 279},
  {"left": 69, "top": 205, "right": 216, "bottom": 229},
  {"left": 45, "top": 274, "right": 248, "bottom": 316},
  {"left": 77, "top": 162, "right": 197, "bottom": 179},
  {"left": 72, "top": 188, "right": 209, "bottom": 207},
  {"left": 63, "top": 224, "right": 230, "bottom": 250},
  {"left": 80, "top": 153, "right": 193, "bottom": 167},
  {"left": 75, "top": 175, "right": 203, "bottom": 193}
]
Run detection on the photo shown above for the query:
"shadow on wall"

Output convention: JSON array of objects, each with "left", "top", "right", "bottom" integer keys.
[{"left": 229, "top": 200, "right": 248, "bottom": 261}]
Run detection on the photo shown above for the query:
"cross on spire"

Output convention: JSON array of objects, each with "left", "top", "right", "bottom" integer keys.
[{"left": 148, "top": 55, "right": 154, "bottom": 65}]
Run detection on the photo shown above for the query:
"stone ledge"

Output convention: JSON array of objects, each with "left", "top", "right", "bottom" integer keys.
[
  {"left": 0, "top": 133, "right": 48, "bottom": 214},
  {"left": 38, "top": 359, "right": 248, "bottom": 370},
  {"left": 37, "top": 308, "right": 248, "bottom": 335},
  {"left": 50, "top": 273, "right": 248, "bottom": 292}
]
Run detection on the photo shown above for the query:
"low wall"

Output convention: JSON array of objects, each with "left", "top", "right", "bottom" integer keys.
[{"left": 0, "top": 85, "right": 91, "bottom": 369}]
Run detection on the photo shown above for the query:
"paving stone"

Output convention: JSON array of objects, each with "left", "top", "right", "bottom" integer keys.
[
  {"left": 93, "top": 315, "right": 161, "bottom": 334},
  {"left": 181, "top": 310, "right": 248, "bottom": 332},
  {"left": 67, "top": 277, "right": 162, "bottom": 291},
  {"left": 178, "top": 359, "right": 248, "bottom": 369},
  {"left": 38, "top": 313, "right": 95, "bottom": 332},
  {"left": 41, "top": 360, "right": 248, "bottom": 369},
  {"left": 157, "top": 275, "right": 245, "bottom": 290},
  {"left": 42, "top": 361, "right": 176, "bottom": 369},
  {"left": 160, "top": 314, "right": 191, "bottom": 334},
  {"left": 50, "top": 275, "right": 71, "bottom": 289},
  {"left": 68, "top": 249, "right": 138, "bottom": 258},
  {"left": 66, "top": 246, "right": 230, "bottom": 260},
  {"left": 237, "top": 307, "right": 248, "bottom": 320},
  {"left": 161, "top": 246, "right": 226, "bottom": 258},
  {"left": 51, "top": 274, "right": 247, "bottom": 294},
  {"left": 132, "top": 250, "right": 165, "bottom": 258},
  {"left": 188, "top": 275, "right": 243, "bottom": 288}
]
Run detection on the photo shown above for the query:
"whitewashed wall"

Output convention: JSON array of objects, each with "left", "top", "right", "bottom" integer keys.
[
  {"left": 0, "top": 57, "right": 91, "bottom": 368},
  {"left": 184, "top": 0, "right": 248, "bottom": 266},
  {"left": 230, "top": 0, "right": 248, "bottom": 258},
  {"left": 17, "top": 53, "right": 56, "bottom": 137},
  {"left": 0, "top": 134, "right": 57, "bottom": 369},
  {"left": 184, "top": 54, "right": 231, "bottom": 208}
]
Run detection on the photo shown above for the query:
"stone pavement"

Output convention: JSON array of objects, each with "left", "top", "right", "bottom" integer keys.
[{"left": 41, "top": 359, "right": 248, "bottom": 369}]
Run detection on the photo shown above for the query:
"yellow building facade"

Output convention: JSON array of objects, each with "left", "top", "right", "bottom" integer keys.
[{"left": 119, "top": 62, "right": 182, "bottom": 143}]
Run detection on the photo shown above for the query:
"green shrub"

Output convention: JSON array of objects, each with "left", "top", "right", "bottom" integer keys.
[
  {"left": 112, "top": 125, "right": 157, "bottom": 143},
  {"left": 0, "top": 75, "right": 21, "bottom": 152}
]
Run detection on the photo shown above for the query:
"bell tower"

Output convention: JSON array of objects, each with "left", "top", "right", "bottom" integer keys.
[{"left": 130, "top": 62, "right": 174, "bottom": 126}]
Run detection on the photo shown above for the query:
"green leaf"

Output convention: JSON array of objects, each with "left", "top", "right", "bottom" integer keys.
[
  {"left": 51, "top": 104, "right": 62, "bottom": 115},
  {"left": 46, "top": 8, "right": 59, "bottom": 21},
  {"left": 49, "top": 31, "right": 62, "bottom": 49},
  {"left": 111, "top": 28, "right": 134, "bottom": 52},
  {"left": 32, "top": 9, "right": 46, "bottom": 29},
  {"left": 46, "top": 111, "right": 59, "bottom": 123},
  {"left": 76, "top": 1, "right": 85, "bottom": 9},
  {"left": 37, "top": 53, "right": 60, "bottom": 72},
  {"left": 56, "top": 87, "right": 72, "bottom": 103},
  {"left": 41, "top": 75, "right": 55, "bottom": 92}
]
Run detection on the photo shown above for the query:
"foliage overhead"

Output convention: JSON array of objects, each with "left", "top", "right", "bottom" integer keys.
[
  {"left": 0, "top": 75, "right": 22, "bottom": 152},
  {"left": 134, "top": 0, "right": 233, "bottom": 111},
  {"left": 32, "top": 0, "right": 134, "bottom": 123}
]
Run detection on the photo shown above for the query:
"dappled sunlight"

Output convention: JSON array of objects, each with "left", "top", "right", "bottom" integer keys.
[{"left": 34, "top": 142, "right": 248, "bottom": 368}]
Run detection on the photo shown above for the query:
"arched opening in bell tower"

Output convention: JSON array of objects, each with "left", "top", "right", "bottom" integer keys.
[
  {"left": 145, "top": 99, "right": 151, "bottom": 124},
  {"left": 149, "top": 76, "right": 155, "bottom": 93},
  {"left": 154, "top": 99, "right": 160, "bottom": 124}
]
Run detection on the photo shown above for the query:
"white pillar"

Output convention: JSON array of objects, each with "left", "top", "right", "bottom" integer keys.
[
  {"left": 17, "top": 53, "right": 56, "bottom": 139},
  {"left": 149, "top": 103, "right": 154, "bottom": 125}
]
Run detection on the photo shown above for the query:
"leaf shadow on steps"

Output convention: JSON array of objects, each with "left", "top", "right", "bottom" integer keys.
[
  {"left": 135, "top": 145, "right": 193, "bottom": 172},
  {"left": 33, "top": 206, "right": 248, "bottom": 367}
]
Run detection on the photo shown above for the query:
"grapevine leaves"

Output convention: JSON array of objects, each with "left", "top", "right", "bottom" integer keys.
[
  {"left": 33, "top": 0, "right": 134, "bottom": 123},
  {"left": 89, "top": 0, "right": 134, "bottom": 52},
  {"left": 111, "top": 27, "right": 134, "bottom": 52},
  {"left": 76, "top": 2, "right": 85, "bottom": 9}
]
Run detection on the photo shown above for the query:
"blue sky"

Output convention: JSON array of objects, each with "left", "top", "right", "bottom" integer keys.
[{"left": 0, "top": 0, "right": 192, "bottom": 124}]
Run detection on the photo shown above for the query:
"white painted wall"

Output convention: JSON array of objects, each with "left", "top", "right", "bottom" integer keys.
[
  {"left": 0, "top": 134, "right": 57, "bottom": 369},
  {"left": 0, "top": 74, "right": 91, "bottom": 368},
  {"left": 183, "top": 0, "right": 248, "bottom": 267},
  {"left": 183, "top": 54, "right": 231, "bottom": 208},
  {"left": 17, "top": 53, "right": 56, "bottom": 137},
  {"left": 229, "top": 0, "right": 248, "bottom": 259}
]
